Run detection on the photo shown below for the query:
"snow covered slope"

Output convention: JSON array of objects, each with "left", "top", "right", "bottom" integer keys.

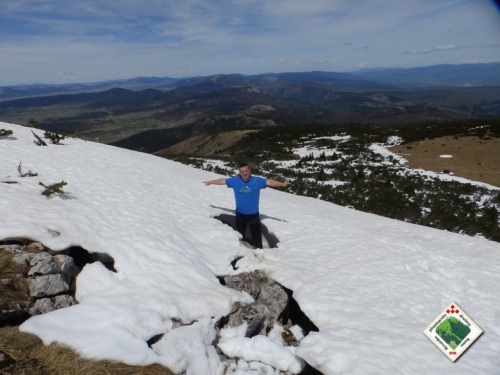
[{"left": 1, "top": 123, "right": 500, "bottom": 374}]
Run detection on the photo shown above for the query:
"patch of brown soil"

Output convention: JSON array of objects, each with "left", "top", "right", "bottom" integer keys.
[
  {"left": 154, "top": 129, "right": 259, "bottom": 157},
  {"left": 389, "top": 135, "right": 500, "bottom": 187}
]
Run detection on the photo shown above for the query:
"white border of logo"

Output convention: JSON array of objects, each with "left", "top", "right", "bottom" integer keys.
[{"left": 423, "top": 301, "right": 483, "bottom": 361}]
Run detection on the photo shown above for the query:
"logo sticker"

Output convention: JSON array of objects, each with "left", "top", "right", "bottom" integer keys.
[{"left": 423, "top": 301, "right": 483, "bottom": 361}]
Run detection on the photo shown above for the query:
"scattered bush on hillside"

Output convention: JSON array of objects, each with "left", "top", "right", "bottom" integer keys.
[
  {"left": 0, "top": 129, "right": 13, "bottom": 138},
  {"left": 39, "top": 181, "right": 67, "bottom": 198},
  {"left": 162, "top": 119, "right": 500, "bottom": 243},
  {"left": 32, "top": 130, "right": 47, "bottom": 146},
  {"left": 44, "top": 130, "right": 66, "bottom": 145},
  {"left": 27, "top": 118, "right": 39, "bottom": 127}
]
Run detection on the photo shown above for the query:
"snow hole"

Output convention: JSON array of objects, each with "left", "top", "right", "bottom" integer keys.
[{"left": 213, "top": 213, "right": 280, "bottom": 248}]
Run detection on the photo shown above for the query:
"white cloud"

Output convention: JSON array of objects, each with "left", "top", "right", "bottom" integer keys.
[
  {"left": 437, "top": 44, "right": 457, "bottom": 50},
  {"left": 0, "top": 0, "right": 499, "bottom": 84}
]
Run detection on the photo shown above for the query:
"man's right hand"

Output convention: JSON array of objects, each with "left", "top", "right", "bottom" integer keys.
[{"left": 203, "top": 178, "right": 226, "bottom": 186}]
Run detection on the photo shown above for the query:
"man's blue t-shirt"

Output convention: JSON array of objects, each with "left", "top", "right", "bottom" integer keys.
[{"left": 226, "top": 175, "right": 267, "bottom": 214}]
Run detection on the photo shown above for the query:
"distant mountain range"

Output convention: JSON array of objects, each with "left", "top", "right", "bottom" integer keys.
[
  {"left": 0, "top": 62, "right": 499, "bottom": 151},
  {"left": 353, "top": 62, "right": 500, "bottom": 87},
  {"left": 1, "top": 62, "right": 499, "bottom": 101}
]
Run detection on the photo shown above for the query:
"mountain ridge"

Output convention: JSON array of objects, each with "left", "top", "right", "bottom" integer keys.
[{"left": 2, "top": 62, "right": 500, "bottom": 101}]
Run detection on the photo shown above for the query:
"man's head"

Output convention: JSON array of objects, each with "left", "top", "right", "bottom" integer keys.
[{"left": 238, "top": 163, "right": 251, "bottom": 182}]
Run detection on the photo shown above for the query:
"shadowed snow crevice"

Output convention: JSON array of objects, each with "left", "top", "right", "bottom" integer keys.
[
  {"left": 214, "top": 270, "right": 323, "bottom": 374},
  {"left": 213, "top": 214, "right": 280, "bottom": 248},
  {"left": 146, "top": 333, "right": 164, "bottom": 348},
  {"left": 66, "top": 246, "right": 116, "bottom": 273},
  {"left": 281, "top": 285, "right": 319, "bottom": 336}
]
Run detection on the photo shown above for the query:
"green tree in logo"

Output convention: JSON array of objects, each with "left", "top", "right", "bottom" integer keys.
[{"left": 436, "top": 317, "right": 471, "bottom": 349}]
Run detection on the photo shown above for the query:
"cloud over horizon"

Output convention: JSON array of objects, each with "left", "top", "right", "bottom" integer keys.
[
  {"left": 404, "top": 43, "right": 500, "bottom": 55},
  {"left": 1, "top": 0, "right": 499, "bottom": 85}
]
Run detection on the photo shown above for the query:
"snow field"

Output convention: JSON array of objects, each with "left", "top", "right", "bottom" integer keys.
[{"left": 2, "top": 123, "right": 500, "bottom": 374}]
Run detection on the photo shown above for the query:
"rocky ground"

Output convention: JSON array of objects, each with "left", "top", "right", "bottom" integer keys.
[{"left": 0, "top": 242, "right": 320, "bottom": 374}]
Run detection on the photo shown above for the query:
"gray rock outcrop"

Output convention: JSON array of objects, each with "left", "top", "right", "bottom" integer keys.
[
  {"left": 0, "top": 242, "right": 77, "bottom": 323},
  {"left": 223, "top": 270, "right": 289, "bottom": 336},
  {"left": 28, "top": 274, "right": 69, "bottom": 297},
  {"left": 28, "top": 295, "right": 76, "bottom": 315},
  {"left": 213, "top": 270, "right": 311, "bottom": 374},
  {"left": 28, "top": 252, "right": 61, "bottom": 277},
  {"left": 53, "top": 255, "right": 75, "bottom": 284}
]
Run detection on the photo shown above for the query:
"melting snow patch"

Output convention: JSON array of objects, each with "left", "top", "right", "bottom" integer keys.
[
  {"left": 439, "top": 154, "right": 453, "bottom": 158},
  {"left": 369, "top": 144, "right": 407, "bottom": 164},
  {"left": 293, "top": 147, "right": 337, "bottom": 159},
  {"left": 321, "top": 180, "right": 347, "bottom": 187},
  {"left": 386, "top": 135, "right": 403, "bottom": 146},
  {"left": 315, "top": 135, "right": 351, "bottom": 142},
  {"left": 218, "top": 335, "right": 305, "bottom": 373}
]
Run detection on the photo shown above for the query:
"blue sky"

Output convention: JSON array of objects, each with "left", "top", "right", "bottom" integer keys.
[{"left": 1, "top": 0, "right": 499, "bottom": 85}]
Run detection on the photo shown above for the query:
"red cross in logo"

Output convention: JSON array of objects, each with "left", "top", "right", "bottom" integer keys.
[{"left": 446, "top": 305, "right": 459, "bottom": 314}]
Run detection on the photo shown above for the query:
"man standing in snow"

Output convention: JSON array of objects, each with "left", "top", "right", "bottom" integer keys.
[{"left": 203, "top": 163, "right": 290, "bottom": 249}]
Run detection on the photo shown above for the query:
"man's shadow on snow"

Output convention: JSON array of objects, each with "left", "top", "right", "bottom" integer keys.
[
  {"left": 212, "top": 210, "right": 280, "bottom": 249},
  {"left": 210, "top": 205, "right": 288, "bottom": 223}
]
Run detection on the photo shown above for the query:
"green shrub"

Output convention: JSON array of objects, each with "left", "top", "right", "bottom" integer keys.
[
  {"left": 39, "top": 181, "right": 68, "bottom": 197},
  {"left": 44, "top": 130, "right": 66, "bottom": 145},
  {"left": 0, "top": 129, "right": 13, "bottom": 138}
]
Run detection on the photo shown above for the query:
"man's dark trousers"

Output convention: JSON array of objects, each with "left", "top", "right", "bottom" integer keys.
[{"left": 235, "top": 211, "right": 262, "bottom": 249}]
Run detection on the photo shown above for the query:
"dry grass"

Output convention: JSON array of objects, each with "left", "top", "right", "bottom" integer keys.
[
  {"left": 0, "top": 250, "right": 29, "bottom": 310},
  {"left": 0, "top": 326, "right": 175, "bottom": 375},
  {"left": 154, "top": 129, "right": 259, "bottom": 157},
  {"left": 389, "top": 135, "right": 500, "bottom": 188}
]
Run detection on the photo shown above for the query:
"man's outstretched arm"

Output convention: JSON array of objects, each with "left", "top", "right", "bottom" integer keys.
[
  {"left": 266, "top": 179, "right": 291, "bottom": 188},
  {"left": 203, "top": 178, "right": 226, "bottom": 186}
]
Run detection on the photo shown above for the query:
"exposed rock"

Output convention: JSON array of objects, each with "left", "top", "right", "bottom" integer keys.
[
  {"left": 222, "top": 270, "right": 289, "bottom": 338},
  {"left": 28, "top": 252, "right": 61, "bottom": 276},
  {"left": 215, "top": 270, "right": 319, "bottom": 374},
  {"left": 24, "top": 242, "right": 44, "bottom": 253},
  {"left": 53, "top": 254, "right": 75, "bottom": 284},
  {"left": 224, "top": 271, "right": 264, "bottom": 299},
  {"left": 29, "top": 298, "right": 54, "bottom": 315},
  {"left": 254, "top": 278, "right": 288, "bottom": 319},
  {"left": 28, "top": 274, "right": 69, "bottom": 298},
  {"left": 225, "top": 270, "right": 288, "bottom": 321},
  {"left": 0, "top": 244, "right": 22, "bottom": 251},
  {"left": 28, "top": 295, "right": 76, "bottom": 316},
  {"left": 227, "top": 303, "right": 271, "bottom": 337},
  {"left": 53, "top": 295, "right": 76, "bottom": 309},
  {"left": 0, "top": 242, "right": 85, "bottom": 324}
]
